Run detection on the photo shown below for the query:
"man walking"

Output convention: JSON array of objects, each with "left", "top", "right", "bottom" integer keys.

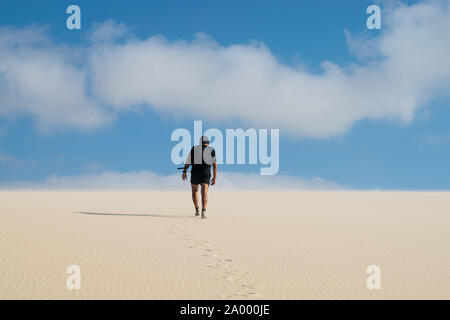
[{"left": 182, "top": 136, "right": 217, "bottom": 218}]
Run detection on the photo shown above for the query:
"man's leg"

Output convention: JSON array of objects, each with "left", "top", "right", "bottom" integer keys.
[
  {"left": 200, "top": 183, "right": 209, "bottom": 218},
  {"left": 191, "top": 183, "right": 200, "bottom": 215}
]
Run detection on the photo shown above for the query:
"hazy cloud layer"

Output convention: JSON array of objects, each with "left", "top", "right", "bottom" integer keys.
[
  {"left": 0, "top": 170, "right": 343, "bottom": 190},
  {"left": 1, "top": 1, "right": 449, "bottom": 136},
  {"left": 0, "top": 152, "right": 34, "bottom": 167},
  {"left": 0, "top": 153, "right": 21, "bottom": 165}
]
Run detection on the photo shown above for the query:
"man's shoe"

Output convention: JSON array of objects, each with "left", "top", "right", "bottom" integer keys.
[
  {"left": 195, "top": 208, "right": 199, "bottom": 216},
  {"left": 201, "top": 209, "right": 207, "bottom": 219}
]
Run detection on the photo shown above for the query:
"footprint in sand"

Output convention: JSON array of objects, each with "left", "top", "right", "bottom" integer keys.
[{"left": 168, "top": 218, "right": 263, "bottom": 299}]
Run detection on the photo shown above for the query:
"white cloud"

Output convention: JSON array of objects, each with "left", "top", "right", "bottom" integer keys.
[
  {"left": 422, "top": 133, "right": 450, "bottom": 145},
  {"left": 0, "top": 1, "right": 449, "bottom": 136},
  {"left": 0, "top": 170, "right": 343, "bottom": 190},
  {"left": 0, "top": 27, "right": 112, "bottom": 131},
  {"left": 88, "top": 20, "right": 130, "bottom": 43}
]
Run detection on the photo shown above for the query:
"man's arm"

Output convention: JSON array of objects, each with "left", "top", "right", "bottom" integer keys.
[
  {"left": 211, "top": 161, "right": 217, "bottom": 185},
  {"left": 182, "top": 151, "right": 192, "bottom": 181}
]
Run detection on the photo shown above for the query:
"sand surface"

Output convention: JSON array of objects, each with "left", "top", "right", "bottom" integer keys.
[{"left": 0, "top": 191, "right": 449, "bottom": 299}]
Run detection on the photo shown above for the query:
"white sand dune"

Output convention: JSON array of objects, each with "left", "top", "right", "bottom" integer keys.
[{"left": 1, "top": 191, "right": 449, "bottom": 299}]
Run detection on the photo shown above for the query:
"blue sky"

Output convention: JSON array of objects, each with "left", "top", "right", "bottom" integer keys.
[{"left": 0, "top": 0, "right": 449, "bottom": 190}]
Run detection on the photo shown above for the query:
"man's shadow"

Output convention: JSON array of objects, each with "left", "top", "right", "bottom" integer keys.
[{"left": 76, "top": 211, "right": 194, "bottom": 219}]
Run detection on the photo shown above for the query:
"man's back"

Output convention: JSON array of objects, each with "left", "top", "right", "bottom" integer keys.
[{"left": 190, "top": 145, "right": 216, "bottom": 174}]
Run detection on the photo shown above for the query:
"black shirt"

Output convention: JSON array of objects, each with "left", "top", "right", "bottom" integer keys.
[{"left": 190, "top": 145, "right": 216, "bottom": 175}]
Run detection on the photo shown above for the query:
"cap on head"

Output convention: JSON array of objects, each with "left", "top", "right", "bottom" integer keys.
[{"left": 200, "top": 136, "right": 210, "bottom": 145}]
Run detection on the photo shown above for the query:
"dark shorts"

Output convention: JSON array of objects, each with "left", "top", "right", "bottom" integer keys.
[{"left": 190, "top": 172, "right": 211, "bottom": 185}]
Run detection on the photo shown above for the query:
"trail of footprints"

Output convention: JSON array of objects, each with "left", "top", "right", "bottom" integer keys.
[{"left": 169, "top": 218, "right": 263, "bottom": 299}]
